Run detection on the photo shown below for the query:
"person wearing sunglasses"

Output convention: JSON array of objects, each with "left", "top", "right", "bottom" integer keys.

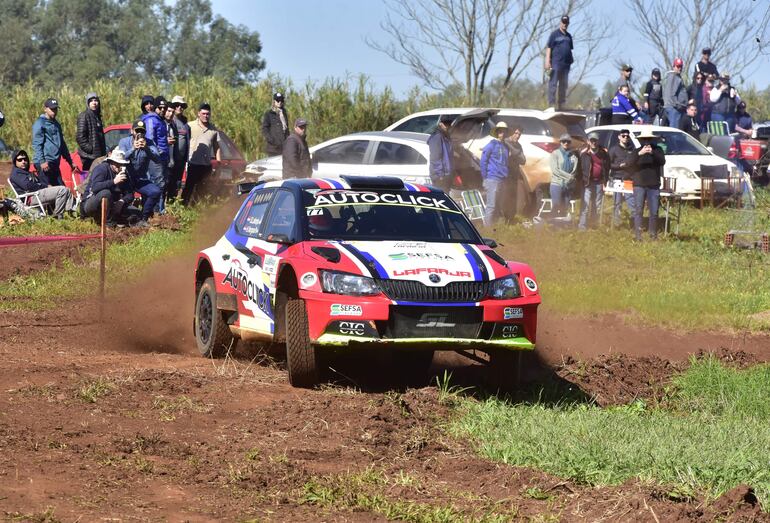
[
  {"left": 608, "top": 130, "right": 636, "bottom": 227},
  {"left": 9, "top": 149, "right": 77, "bottom": 218},
  {"left": 168, "top": 95, "right": 190, "bottom": 203},
  {"left": 549, "top": 133, "right": 578, "bottom": 217}
]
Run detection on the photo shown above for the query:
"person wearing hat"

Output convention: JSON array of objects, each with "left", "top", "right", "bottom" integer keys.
[
  {"left": 618, "top": 64, "right": 634, "bottom": 91},
  {"left": 75, "top": 92, "right": 106, "bottom": 172},
  {"left": 548, "top": 133, "right": 578, "bottom": 217},
  {"left": 282, "top": 118, "right": 312, "bottom": 179},
  {"left": 182, "top": 103, "right": 220, "bottom": 204},
  {"left": 80, "top": 148, "right": 134, "bottom": 226},
  {"left": 611, "top": 85, "right": 639, "bottom": 125},
  {"left": 629, "top": 130, "right": 665, "bottom": 241},
  {"left": 608, "top": 129, "right": 636, "bottom": 226},
  {"left": 735, "top": 101, "right": 753, "bottom": 140},
  {"left": 662, "top": 57, "right": 688, "bottom": 128},
  {"left": 117, "top": 120, "right": 163, "bottom": 226},
  {"left": 427, "top": 114, "right": 455, "bottom": 191},
  {"left": 168, "top": 96, "right": 191, "bottom": 202},
  {"left": 31, "top": 98, "right": 76, "bottom": 187},
  {"left": 709, "top": 73, "right": 741, "bottom": 132},
  {"left": 262, "top": 92, "right": 290, "bottom": 156},
  {"left": 139, "top": 94, "right": 170, "bottom": 207},
  {"left": 578, "top": 132, "right": 610, "bottom": 230},
  {"left": 694, "top": 47, "right": 719, "bottom": 78},
  {"left": 643, "top": 68, "right": 665, "bottom": 124},
  {"left": 545, "top": 15, "right": 574, "bottom": 110},
  {"left": 154, "top": 96, "right": 168, "bottom": 117},
  {"left": 480, "top": 121, "right": 511, "bottom": 226},
  {"left": 9, "top": 149, "right": 78, "bottom": 219}
]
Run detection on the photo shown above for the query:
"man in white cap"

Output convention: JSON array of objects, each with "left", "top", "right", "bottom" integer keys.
[
  {"left": 480, "top": 121, "right": 510, "bottom": 226},
  {"left": 80, "top": 148, "right": 133, "bottom": 226},
  {"left": 629, "top": 130, "right": 665, "bottom": 241},
  {"left": 168, "top": 95, "right": 190, "bottom": 202}
]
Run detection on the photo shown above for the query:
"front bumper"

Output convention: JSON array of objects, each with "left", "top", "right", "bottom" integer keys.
[{"left": 315, "top": 334, "right": 534, "bottom": 350}]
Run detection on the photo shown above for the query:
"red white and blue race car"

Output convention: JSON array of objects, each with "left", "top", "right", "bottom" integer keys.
[{"left": 193, "top": 176, "right": 541, "bottom": 387}]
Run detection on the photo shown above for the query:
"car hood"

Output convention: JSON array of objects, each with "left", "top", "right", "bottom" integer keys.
[{"left": 328, "top": 240, "right": 507, "bottom": 285}]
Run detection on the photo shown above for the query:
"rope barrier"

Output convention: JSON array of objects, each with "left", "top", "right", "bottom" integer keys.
[{"left": 0, "top": 233, "right": 102, "bottom": 247}]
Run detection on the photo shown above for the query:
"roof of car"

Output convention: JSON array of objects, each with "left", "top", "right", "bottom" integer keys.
[
  {"left": 586, "top": 124, "right": 682, "bottom": 132},
  {"left": 396, "top": 107, "right": 585, "bottom": 118},
  {"left": 344, "top": 131, "right": 429, "bottom": 142},
  {"left": 253, "top": 176, "right": 437, "bottom": 193}
]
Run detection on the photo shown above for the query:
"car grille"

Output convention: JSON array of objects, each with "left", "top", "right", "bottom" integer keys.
[
  {"left": 377, "top": 279, "right": 490, "bottom": 303},
  {"left": 382, "top": 306, "right": 482, "bottom": 339}
]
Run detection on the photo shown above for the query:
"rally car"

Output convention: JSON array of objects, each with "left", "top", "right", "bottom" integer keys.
[{"left": 193, "top": 176, "right": 541, "bottom": 387}]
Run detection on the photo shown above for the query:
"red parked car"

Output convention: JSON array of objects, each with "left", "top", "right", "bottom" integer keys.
[{"left": 60, "top": 123, "right": 247, "bottom": 193}]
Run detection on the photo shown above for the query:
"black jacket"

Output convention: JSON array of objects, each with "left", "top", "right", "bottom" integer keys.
[
  {"left": 9, "top": 149, "right": 49, "bottom": 193},
  {"left": 630, "top": 145, "right": 666, "bottom": 188},
  {"left": 580, "top": 146, "right": 610, "bottom": 185},
  {"left": 608, "top": 142, "right": 635, "bottom": 179},
  {"left": 84, "top": 162, "right": 132, "bottom": 201},
  {"left": 262, "top": 108, "right": 289, "bottom": 156},
  {"left": 76, "top": 108, "right": 106, "bottom": 160},
  {"left": 678, "top": 115, "right": 700, "bottom": 140},
  {"left": 282, "top": 133, "right": 312, "bottom": 179},
  {"left": 506, "top": 140, "right": 526, "bottom": 177}
]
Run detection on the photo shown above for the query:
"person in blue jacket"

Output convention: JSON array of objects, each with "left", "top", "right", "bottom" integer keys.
[
  {"left": 118, "top": 120, "right": 163, "bottom": 227},
  {"left": 427, "top": 114, "right": 455, "bottom": 191},
  {"left": 31, "top": 98, "right": 77, "bottom": 187},
  {"left": 139, "top": 95, "right": 169, "bottom": 212},
  {"left": 611, "top": 85, "right": 639, "bottom": 124},
  {"left": 480, "top": 121, "right": 510, "bottom": 227}
]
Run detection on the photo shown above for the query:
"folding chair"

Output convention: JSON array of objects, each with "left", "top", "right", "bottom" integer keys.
[
  {"left": 8, "top": 182, "right": 47, "bottom": 217},
  {"left": 460, "top": 190, "right": 485, "bottom": 223},
  {"left": 706, "top": 120, "right": 729, "bottom": 136}
]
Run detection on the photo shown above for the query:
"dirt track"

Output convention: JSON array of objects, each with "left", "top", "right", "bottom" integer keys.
[{"left": 1, "top": 202, "right": 769, "bottom": 521}]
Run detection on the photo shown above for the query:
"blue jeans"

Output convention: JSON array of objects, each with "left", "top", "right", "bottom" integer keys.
[
  {"left": 578, "top": 183, "right": 603, "bottom": 229},
  {"left": 548, "top": 68, "right": 570, "bottom": 108},
  {"left": 666, "top": 107, "right": 683, "bottom": 129},
  {"left": 483, "top": 177, "right": 502, "bottom": 227},
  {"left": 633, "top": 186, "right": 660, "bottom": 239},
  {"left": 549, "top": 183, "right": 570, "bottom": 217},
  {"left": 613, "top": 188, "right": 636, "bottom": 226},
  {"left": 134, "top": 179, "right": 162, "bottom": 220},
  {"left": 147, "top": 161, "right": 167, "bottom": 213}
]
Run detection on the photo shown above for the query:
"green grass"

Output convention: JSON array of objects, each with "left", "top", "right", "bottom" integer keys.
[
  {"left": 494, "top": 190, "right": 770, "bottom": 331},
  {"left": 451, "top": 357, "right": 770, "bottom": 507},
  {"left": 0, "top": 204, "right": 201, "bottom": 311},
  {"left": 0, "top": 217, "right": 100, "bottom": 238}
]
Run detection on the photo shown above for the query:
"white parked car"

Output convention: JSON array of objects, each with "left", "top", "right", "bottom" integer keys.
[
  {"left": 385, "top": 107, "right": 587, "bottom": 211},
  {"left": 586, "top": 124, "right": 740, "bottom": 196}
]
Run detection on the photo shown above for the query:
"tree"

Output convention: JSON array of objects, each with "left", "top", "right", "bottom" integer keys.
[
  {"left": 368, "top": 0, "right": 613, "bottom": 106},
  {"left": 626, "top": 0, "right": 770, "bottom": 84}
]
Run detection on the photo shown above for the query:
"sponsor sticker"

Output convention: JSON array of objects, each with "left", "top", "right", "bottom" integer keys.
[
  {"left": 262, "top": 255, "right": 279, "bottom": 275},
  {"left": 300, "top": 272, "right": 317, "bottom": 288},
  {"left": 501, "top": 324, "right": 520, "bottom": 338},
  {"left": 221, "top": 261, "right": 272, "bottom": 317},
  {"left": 393, "top": 241, "right": 428, "bottom": 249},
  {"left": 392, "top": 267, "right": 471, "bottom": 278},
  {"left": 523, "top": 277, "right": 538, "bottom": 292},
  {"left": 312, "top": 191, "right": 452, "bottom": 210},
  {"left": 503, "top": 307, "right": 524, "bottom": 320},
  {"left": 415, "top": 313, "right": 455, "bottom": 328},
  {"left": 330, "top": 304, "right": 363, "bottom": 316},
  {"left": 338, "top": 321, "right": 365, "bottom": 336},
  {"left": 388, "top": 252, "right": 454, "bottom": 261}
]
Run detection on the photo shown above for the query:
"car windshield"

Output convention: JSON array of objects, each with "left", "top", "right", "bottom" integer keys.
[
  {"left": 301, "top": 189, "right": 481, "bottom": 243},
  {"left": 637, "top": 131, "right": 711, "bottom": 156}
]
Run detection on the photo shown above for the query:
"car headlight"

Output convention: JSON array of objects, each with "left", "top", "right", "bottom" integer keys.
[
  {"left": 487, "top": 275, "right": 521, "bottom": 299},
  {"left": 320, "top": 270, "right": 380, "bottom": 296},
  {"left": 668, "top": 167, "right": 697, "bottom": 179}
]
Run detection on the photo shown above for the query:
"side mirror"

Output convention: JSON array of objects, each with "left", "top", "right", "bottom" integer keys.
[
  {"left": 483, "top": 238, "right": 498, "bottom": 249},
  {"left": 266, "top": 233, "right": 293, "bottom": 245}
]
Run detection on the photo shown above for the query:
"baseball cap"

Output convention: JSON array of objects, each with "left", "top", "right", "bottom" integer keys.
[
  {"left": 618, "top": 128, "right": 630, "bottom": 135},
  {"left": 702, "top": 47, "right": 712, "bottom": 55},
  {"left": 199, "top": 102, "right": 211, "bottom": 111},
  {"left": 559, "top": 133, "right": 572, "bottom": 142},
  {"left": 561, "top": 14, "right": 570, "bottom": 23},
  {"left": 273, "top": 92, "right": 285, "bottom": 102},
  {"left": 132, "top": 119, "right": 147, "bottom": 133},
  {"left": 588, "top": 131, "right": 600, "bottom": 141},
  {"left": 622, "top": 64, "right": 633, "bottom": 71},
  {"left": 44, "top": 98, "right": 59, "bottom": 109},
  {"left": 439, "top": 114, "right": 455, "bottom": 124},
  {"left": 652, "top": 68, "right": 661, "bottom": 76},
  {"left": 294, "top": 118, "right": 308, "bottom": 127},
  {"left": 154, "top": 95, "right": 168, "bottom": 108},
  {"left": 170, "top": 95, "right": 187, "bottom": 107},
  {"left": 673, "top": 57, "right": 684, "bottom": 67}
]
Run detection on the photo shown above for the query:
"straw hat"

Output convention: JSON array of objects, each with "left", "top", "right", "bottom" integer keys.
[
  {"left": 106, "top": 148, "right": 130, "bottom": 165},
  {"left": 490, "top": 121, "right": 509, "bottom": 137},
  {"left": 636, "top": 129, "right": 657, "bottom": 140}
]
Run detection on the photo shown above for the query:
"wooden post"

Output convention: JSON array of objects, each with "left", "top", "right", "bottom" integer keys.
[{"left": 99, "top": 197, "right": 107, "bottom": 319}]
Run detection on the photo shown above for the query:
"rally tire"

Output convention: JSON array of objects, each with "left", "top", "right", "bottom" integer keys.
[
  {"left": 285, "top": 299, "right": 320, "bottom": 388},
  {"left": 195, "top": 277, "right": 235, "bottom": 358}
]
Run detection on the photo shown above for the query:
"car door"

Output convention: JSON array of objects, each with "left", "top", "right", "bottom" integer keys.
[
  {"left": 228, "top": 188, "right": 276, "bottom": 336},
  {"left": 366, "top": 140, "right": 430, "bottom": 184},
  {"left": 311, "top": 139, "right": 374, "bottom": 178}
]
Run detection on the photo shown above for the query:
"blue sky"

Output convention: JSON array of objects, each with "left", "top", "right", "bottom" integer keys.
[{"left": 211, "top": 0, "right": 769, "bottom": 98}]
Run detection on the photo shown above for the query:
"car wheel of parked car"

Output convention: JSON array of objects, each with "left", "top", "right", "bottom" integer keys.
[
  {"left": 195, "top": 277, "right": 235, "bottom": 358},
  {"left": 285, "top": 299, "right": 320, "bottom": 388}
]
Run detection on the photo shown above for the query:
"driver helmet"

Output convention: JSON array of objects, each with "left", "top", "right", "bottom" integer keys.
[{"left": 308, "top": 208, "right": 337, "bottom": 235}]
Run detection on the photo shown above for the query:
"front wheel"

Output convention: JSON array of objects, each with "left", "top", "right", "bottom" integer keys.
[
  {"left": 195, "top": 277, "right": 235, "bottom": 358},
  {"left": 285, "top": 299, "right": 320, "bottom": 388}
]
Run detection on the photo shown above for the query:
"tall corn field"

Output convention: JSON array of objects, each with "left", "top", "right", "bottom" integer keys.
[{"left": 0, "top": 75, "right": 445, "bottom": 161}]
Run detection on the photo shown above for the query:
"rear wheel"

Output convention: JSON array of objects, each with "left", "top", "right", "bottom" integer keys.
[
  {"left": 285, "top": 299, "right": 320, "bottom": 388},
  {"left": 195, "top": 277, "right": 235, "bottom": 358}
]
